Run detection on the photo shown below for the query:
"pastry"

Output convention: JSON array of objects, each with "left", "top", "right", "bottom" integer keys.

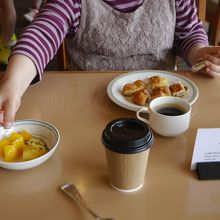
[
  {"left": 122, "top": 83, "right": 138, "bottom": 96},
  {"left": 133, "top": 89, "right": 150, "bottom": 106},
  {"left": 191, "top": 60, "right": 206, "bottom": 72},
  {"left": 151, "top": 86, "right": 171, "bottom": 100},
  {"left": 122, "top": 80, "right": 146, "bottom": 96},
  {"left": 148, "top": 75, "right": 168, "bottom": 89},
  {"left": 134, "top": 80, "right": 146, "bottom": 89},
  {"left": 169, "top": 82, "right": 186, "bottom": 97}
]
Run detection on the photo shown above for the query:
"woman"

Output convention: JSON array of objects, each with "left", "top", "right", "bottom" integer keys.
[{"left": 0, "top": 0, "right": 220, "bottom": 128}]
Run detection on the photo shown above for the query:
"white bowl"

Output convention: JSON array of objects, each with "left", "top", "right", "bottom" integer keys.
[{"left": 0, "top": 120, "right": 60, "bottom": 170}]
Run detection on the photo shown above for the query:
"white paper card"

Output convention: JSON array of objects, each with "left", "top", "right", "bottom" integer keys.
[{"left": 191, "top": 128, "right": 220, "bottom": 170}]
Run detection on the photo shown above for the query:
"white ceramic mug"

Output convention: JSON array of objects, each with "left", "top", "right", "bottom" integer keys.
[{"left": 136, "top": 96, "right": 191, "bottom": 137}]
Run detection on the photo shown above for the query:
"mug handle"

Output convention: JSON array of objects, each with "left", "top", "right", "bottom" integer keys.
[{"left": 136, "top": 107, "right": 150, "bottom": 124}]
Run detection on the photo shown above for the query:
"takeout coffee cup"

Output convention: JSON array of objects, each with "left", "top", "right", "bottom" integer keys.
[
  {"left": 102, "top": 118, "right": 154, "bottom": 192},
  {"left": 136, "top": 96, "right": 191, "bottom": 137}
]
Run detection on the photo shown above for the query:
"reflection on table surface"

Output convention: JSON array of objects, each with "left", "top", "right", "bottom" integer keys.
[{"left": 1, "top": 70, "right": 220, "bottom": 220}]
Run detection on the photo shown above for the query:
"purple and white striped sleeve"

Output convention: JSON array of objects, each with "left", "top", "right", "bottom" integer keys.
[
  {"left": 11, "top": 0, "right": 81, "bottom": 82},
  {"left": 174, "top": 0, "right": 209, "bottom": 65}
]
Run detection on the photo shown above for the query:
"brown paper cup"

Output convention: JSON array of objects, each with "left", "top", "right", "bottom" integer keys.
[
  {"left": 102, "top": 118, "right": 154, "bottom": 192},
  {"left": 105, "top": 148, "right": 150, "bottom": 192}
]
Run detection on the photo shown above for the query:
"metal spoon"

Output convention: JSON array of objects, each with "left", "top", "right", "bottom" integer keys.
[{"left": 61, "top": 183, "right": 115, "bottom": 220}]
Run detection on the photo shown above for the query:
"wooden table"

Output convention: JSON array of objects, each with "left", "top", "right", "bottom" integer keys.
[{"left": 0, "top": 70, "right": 220, "bottom": 220}]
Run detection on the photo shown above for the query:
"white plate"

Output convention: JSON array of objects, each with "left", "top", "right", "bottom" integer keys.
[{"left": 107, "top": 70, "right": 199, "bottom": 111}]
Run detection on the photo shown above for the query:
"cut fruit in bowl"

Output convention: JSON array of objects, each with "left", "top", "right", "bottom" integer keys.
[{"left": 0, "top": 119, "right": 60, "bottom": 170}]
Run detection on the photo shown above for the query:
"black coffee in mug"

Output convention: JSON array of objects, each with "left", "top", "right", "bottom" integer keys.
[
  {"left": 136, "top": 96, "right": 191, "bottom": 136},
  {"left": 155, "top": 104, "right": 186, "bottom": 116}
]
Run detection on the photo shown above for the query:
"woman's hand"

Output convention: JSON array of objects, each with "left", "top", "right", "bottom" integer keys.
[
  {"left": 189, "top": 45, "right": 220, "bottom": 77},
  {"left": 0, "top": 79, "right": 21, "bottom": 128},
  {"left": 0, "top": 54, "right": 37, "bottom": 128}
]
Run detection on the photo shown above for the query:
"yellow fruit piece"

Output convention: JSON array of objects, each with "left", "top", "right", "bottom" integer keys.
[
  {"left": 8, "top": 132, "right": 24, "bottom": 142},
  {"left": 4, "top": 144, "right": 20, "bottom": 162},
  {"left": 12, "top": 140, "right": 24, "bottom": 158},
  {"left": 23, "top": 144, "right": 47, "bottom": 161},
  {"left": 12, "top": 139, "right": 25, "bottom": 148},
  {"left": 19, "top": 130, "right": 32, "bottom": 141},
  {"left": 0, "top": 139, "right": 10, "bottom": 157}
]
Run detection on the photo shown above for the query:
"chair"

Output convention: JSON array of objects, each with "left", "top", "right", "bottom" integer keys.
[
  {"left": 197, "top": 0, "right": 207, "bottom": 24},
  {"left": 57, "top": 40, "right": 69, "bottom": 70},
  {"left": 205, "top": 0, "right": 220, "bottom": 45}
]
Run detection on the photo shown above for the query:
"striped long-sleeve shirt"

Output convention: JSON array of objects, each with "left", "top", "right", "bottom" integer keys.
[{"left": 12, "top": 0, "right": 208, "bottom": 80}]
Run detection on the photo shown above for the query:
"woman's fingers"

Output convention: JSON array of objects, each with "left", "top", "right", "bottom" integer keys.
[
  {"left": 205, "top": 67, "right": 220, "bottom": 77},
  {"left": 0, "top": 97, "right": 20, "bottom": 128},
  {"left": 3, "top": 99, "right": 20, "bottom": 128},
  {"left": 204, "top": 53, "right": 220, "bottom": 76},
  {"left": 0, "top": 110, "right": 4, "bottom": 126},
  {"left": 206, "top": 53, "right": 220, "bottom": 65}
]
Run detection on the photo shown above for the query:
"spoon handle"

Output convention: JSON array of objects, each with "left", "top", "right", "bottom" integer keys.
[{"left": 61, "top": 183, "right": 100, "bottom": 219}]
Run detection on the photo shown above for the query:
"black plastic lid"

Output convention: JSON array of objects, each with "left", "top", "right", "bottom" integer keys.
[{"left": 102, "top": 118, "right": 154, "bottom": 154}]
